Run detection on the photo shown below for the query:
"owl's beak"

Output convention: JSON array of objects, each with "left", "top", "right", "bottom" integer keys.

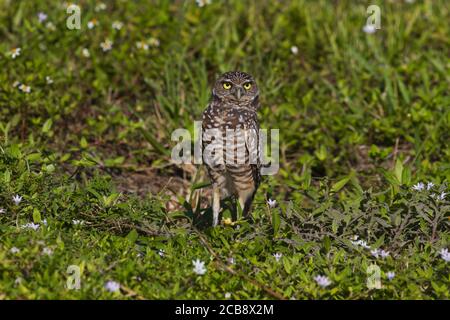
[{"left": 234, "top": 87, "right": 244, "bottom": 100}]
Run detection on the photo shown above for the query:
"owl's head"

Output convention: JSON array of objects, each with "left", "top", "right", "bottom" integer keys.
[{"left": 212, "top": 71, "right": 259, "bottom": 106}]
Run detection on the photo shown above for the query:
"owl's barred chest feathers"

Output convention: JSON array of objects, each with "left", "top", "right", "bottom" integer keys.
[{"left": 202, "top": 102, "right": 258, "bottom": 131}]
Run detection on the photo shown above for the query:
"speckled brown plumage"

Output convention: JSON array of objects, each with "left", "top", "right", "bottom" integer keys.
[{"left": 202, "top": 71, "right": 261, "bottom": 226}]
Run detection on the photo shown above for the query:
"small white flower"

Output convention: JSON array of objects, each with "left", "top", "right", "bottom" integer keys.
[
  {"left": 158, "top": 249, "right": 165, "bottom": 257},
  {"left": 112, "top": 21, "right": 123, "bottom": 30},
  {"left": 227, "top": 257, "right": 235, "bottom": 265},
  {"left": 136, "top": 41, "right": 149, "bottom": 51},
  {"left": 148, "top": 37, "right": 160, "bottom": 47},
  {"left": 267, "top": 199, "right": 277, "bottom": 208},
  {"left": 351, "top": 239, "right": 371, "bottom": 249},
  {"left": 370, "top": 249, "right": 380, "bottom": 258},
  {"left": 438, "top": 192, "right": 447, "bottom": 201},
  {"left": 19, "top": 84, "right": 31, "bottom": 93},
  {"left": 87, "top": 19, "right": 98, "bottom": 29},
  {"left": 46, "top": 22, "right": 56, "bottom": 31},
  {"left": 225, "top": 292, "right": 231, "bottom": 299},
  {"left": 15, "top": 277, "right": 22, "bottom": 286},
  {"left": 386, "top": 271, "right": 395, "bottom": 281},
  {"left": 82, "top": 48, "right": 90, "bottom": 58},
  {"left": 10, "top": 247, "right": 20, "bottom": 254},
  {"left": 9, "top": 47, "right": 21, "bottom": 59},
  {"left": 13, "top": 195, "right": 23, "bottom": 205},
  {"left": 426, "top": 182, "right": 434, "bottom": 190},
  {"left": 42, "top": 247, "right": 53, "bottom": 255},
  {"left": 104, "top": 280, "right": 121, "bottom": 292},
  {"left": 192, "top": 259, "right": 207, "bottom": 275},
  {"left": 379, "top": 250, "right": 390, "bottom": 259},
  {"left": 314, "top": 275, "right": 332, "bottom": 288},
  {"left": 196, "top": 0, "right": 212, "bottom": 7},
  {"left": 363, "top": 24, "right": 377, "bottom": 34},
  {"left": 290, "top": 46, "right": 299, "bottom": 55},
  {"left": 45, "top": 76, "right": 53, "bottom": 84},
  {"left": 440, "top": 248, "right": 450, "bottom": 262},
  {"left": 0, "top": 208, "right": 5, "bottom": 214},
  {"left": 38, "top": 12, "right": 48, "bottom": 23},
  {"left": 95, "top": 3, "right": 107, "bottom": 11},
  {"left": 72, "top": 219, "right": 84, "bottom": 225},
  {"left": 412, "top": 182, "right": 425, "bottom": 191},
  {"left": 21, "top": 222, "right": 40, "bottom": 231},
  {"left": 273, "top": 252, "right": 283, "bottom": 262},
  {"left": 42, "top": 219, "right": 48, "bottom": 226},
  {"left": 100, "top": 39, "right": 113, "bottom": 52}
]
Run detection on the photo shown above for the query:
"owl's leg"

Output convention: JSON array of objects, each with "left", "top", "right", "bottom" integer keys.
[
  {"left": 212, "top": 185, "right": 221, "bottom": 227},
  {"left": 237, "top": 187, "right": 256, "bottom": 218}
]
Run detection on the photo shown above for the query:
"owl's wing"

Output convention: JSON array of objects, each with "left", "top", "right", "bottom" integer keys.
[{"left": 244, "top": 114, "right": 261, "bottom": 187}]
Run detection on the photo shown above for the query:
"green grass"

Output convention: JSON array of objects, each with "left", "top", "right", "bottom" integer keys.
[{"left": 0, "top": 0, "right": 449, "bottom": 299}]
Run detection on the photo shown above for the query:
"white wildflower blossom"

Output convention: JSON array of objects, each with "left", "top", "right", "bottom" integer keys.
[
  {"left": 196, "top": 0, "right": 212, "bottom": 7},
  {"left": 15, "top": 277, "right": 22, "bottom": 286},
  {"left": 104, "top": 280, "right": 121, "bottom": 292},
  {"left": 386, "top": 271, "right": 395, "bottom": 281},
  {"left": 10, "top": 247, "right": 20, "bottom": 254},
  {"left": 363, "top": 24, "right": 376, "bottom": 34},
  {"left": 273, "top": 252, "right": 283, "bottom": 262},
  {"left": 46, "top": 76, "right": 53, "bottom": 84},
  {"left": 158, "top": 249, "right": 165, "bottom": 257},
  {"left": 87, "top": 19, "right": 98, "bottom": 29},
  {"left": 100, "top": 39, "right": 113, "bottom": 52},
  {"left": 82, "top": 48, "right": 90, "bottom": 58},
  {"left": 46, "top": 22, "right": 56, "bottom": 31},
  {"left": 148, "top": 37, "right": 160, "bottom": 47},
  {"left": 314, "top": 275, "right": 332, "bottom": 288},
  {"left": 112, "top": 21, "right": 123, "bottom": 30},
  {"left": 136, "top": 41, "right": 149, "bottom": 51},
  {"left": 192, "top": 259, "right": 207, "bottom": 275},
  {"left": 95, "top": 3, "right": 107, "bottom": 11},
  {"left": 0, "top": 208, "right": 5, "bottom": 214},
  {"left": 426, "top": 182, "right": 434, "bottom": 190},
  {"left": 412, "top": 182, "right": 425, "bottom": 191},
  {"left": 19, "top": 84, "right": 31, "bottom": 93},
  {"left": 42, "top": 247, "right": 53, "bottom": 255},
  {"left": 351, "top": 239, "right": 371, "bottom": 249},
  {"left": 13, "top": 195, "right": 23, "bottom": 205},
  {"left": 370, "top": 249, "right": 380, "bottom": 258},
  {"left": 379, "top": 250, "right": 390, "bottom": 259},
  {"left": 225, "top": 292, "right": 231, "bottom": 299},
  {"left": 9, "top": 47, "right": 21, "bottom": 59},
  {"left": 38, "top": 12, "right": 48, "bottom": 23},
  {"left": 440, "top": 248, "right": 450, "bottom": 262},
  {"left": 290, "top": 46, "right": 299, "bottom": 55},
  {"left": 267, "top": 199, "right": 277, "bottom": 208},
  {"left": 21, "top": 222, "right": 40, "bottom": 231}
]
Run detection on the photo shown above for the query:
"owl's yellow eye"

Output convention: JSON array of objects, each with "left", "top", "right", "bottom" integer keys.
[
  {"left": 223, "top": 82, "right": 232, "bottom": 90},
  {"left": 243, "top": 82, "right": 252, "bottom": 90}
]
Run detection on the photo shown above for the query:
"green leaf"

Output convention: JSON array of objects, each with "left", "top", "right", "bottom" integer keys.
[
  {"left": 42, "top": 119, "right": 53, "bottom": 134},
  {"left": 139, "top": 128, "right": 170, "bottom": 156},
  {"left": 126, "top": 229, "right": 139, "bottom": 243},
  {"left": 331, "top": 176, "right": 351, "bottom": 193},
  {"left": 394, "top": 159, "right": 403, "bottom": 184},
  {"left": 32, "top": 208, "right": 42, "bottom": 223},
  {"left": 272, "top": 208, "right": 281, "bottom": 237}
]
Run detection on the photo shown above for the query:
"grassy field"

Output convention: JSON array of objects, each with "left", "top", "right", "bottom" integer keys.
[{"left": 0, "top": 0, "right": 449, "bottom": 299}]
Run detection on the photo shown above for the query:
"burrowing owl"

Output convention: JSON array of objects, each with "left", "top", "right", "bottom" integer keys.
[{"left": 202, "top": 71, "right": 261, "bottom": 226}]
